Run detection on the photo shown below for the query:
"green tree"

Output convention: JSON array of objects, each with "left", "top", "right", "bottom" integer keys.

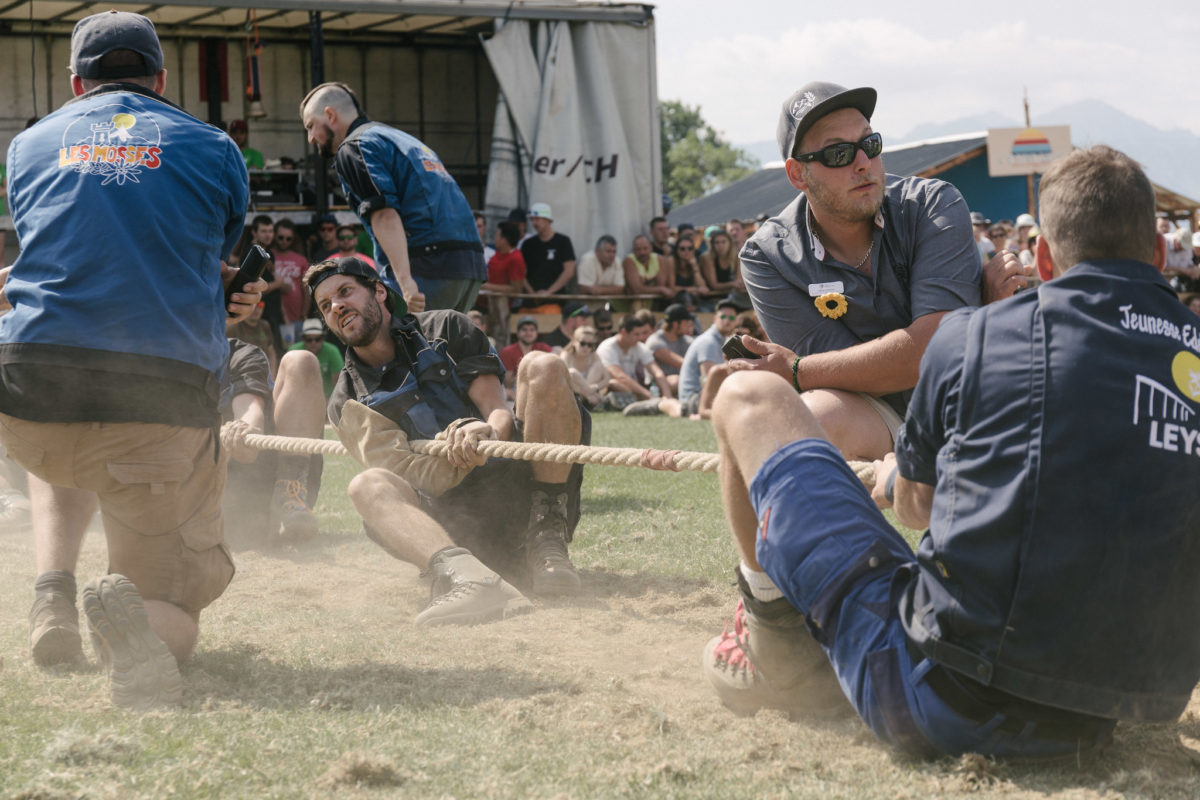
[{"left": 660, "top": 100, "right": 758, "bottom": 207}]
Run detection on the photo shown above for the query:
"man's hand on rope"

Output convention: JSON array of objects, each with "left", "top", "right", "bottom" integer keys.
[
  {"left": 221, "top": 419, "right": 260, "bottom": 464},
  {"left": 869, "top": 452, "right": 898, "bottom": 508},
  {"left": 439, "top": 418, "right": 494, "bottom": 469}
]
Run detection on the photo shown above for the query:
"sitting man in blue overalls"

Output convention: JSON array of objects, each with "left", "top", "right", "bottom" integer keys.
[
  {"left": 305, "top": 256, "right": 588, "bottom": 626},
  {"left": 705, "top": 145, "right": 1200, "bottom": 758}
]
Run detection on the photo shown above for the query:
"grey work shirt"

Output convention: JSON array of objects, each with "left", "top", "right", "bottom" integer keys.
[{"left": 741, "top": 174, "right": 981, "bottom": 414}]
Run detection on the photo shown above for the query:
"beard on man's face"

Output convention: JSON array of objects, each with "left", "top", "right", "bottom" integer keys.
[{"left": 318, "top": 124, "right": 336, "bottom": 159}]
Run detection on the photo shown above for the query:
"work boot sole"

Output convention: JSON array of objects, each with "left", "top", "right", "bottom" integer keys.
[
  {"left": 531, "top": 567, "right": 582, "bottom": 598},
  {"left": 415, "top": 576, "right": 535, "bottom": 627},
  {"left": 702, "top": 632, "right": 778, "bottom": 716},
  {"left": 280, "top": 509, "right": 320, "bottom": 541},
  {"left": 81, "top": 574, "right": 181, "bottom": 710},
  {"left": 30, "top": 594, "right": 83, "bottom": 667}
]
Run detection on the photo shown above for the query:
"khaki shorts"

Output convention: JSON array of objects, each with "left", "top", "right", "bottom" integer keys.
[
  {"left": 0, "top": 413, "right": 233, "bottom": 614},
  {"left": 858, "top": 392, "right": 904, "bottom": 443}
]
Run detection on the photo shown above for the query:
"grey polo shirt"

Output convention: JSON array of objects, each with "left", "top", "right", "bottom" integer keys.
[{"left": 741, "top": 174, "right": 981, "bottom": 414}]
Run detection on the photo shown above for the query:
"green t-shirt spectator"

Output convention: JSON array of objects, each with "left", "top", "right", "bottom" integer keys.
[
  {"left": 241, "top": 147, "right": 264, "bottom": 170},
  {"left": 289, "top": 340, "right": 345, "bottom": 397}
]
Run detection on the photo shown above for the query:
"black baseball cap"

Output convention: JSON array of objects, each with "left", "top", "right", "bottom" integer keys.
[
  {"left": 562, "top": 301, "right": 593, "bottom": 320},
  {"left": 664, "top": 303, "right": 692, "bottom": 323},
  {"left": 777, "top": 82, "right": 877, "bottom": 162},
  {"left": 70, "top": 11, "right": 164, "bottom": 80},
  {"left": 308, "top": 256, "right": 407, "bottom": 317}
]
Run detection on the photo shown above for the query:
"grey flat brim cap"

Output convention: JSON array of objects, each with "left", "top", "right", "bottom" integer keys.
[
  {"left": 777, "top": 82, "right": 877, "bottom": 161},
  {"left": 70, "top": 11, "right": 164, "bottom": 79}
]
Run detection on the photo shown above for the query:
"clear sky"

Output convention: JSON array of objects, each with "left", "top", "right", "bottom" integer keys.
[{"left": 649, "top": 0, "right": 1197, "bottom": 148}]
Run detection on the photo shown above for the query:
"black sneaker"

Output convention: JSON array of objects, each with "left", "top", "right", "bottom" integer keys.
[
  {"left": 29, "top": 591, "right": 82, "bottom": 667},
  {"left": 81, "top": 574, "right": 181, "bottom": 710},
  {"left": 416, "top": 548, "right": 533, "bottom": 626},
  {"left": 526, "top": 490, "right": 581, "bottom": 596}
]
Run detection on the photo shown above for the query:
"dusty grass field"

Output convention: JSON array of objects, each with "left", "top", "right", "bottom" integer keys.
[{"left": 2, "top": 415, "right": 1200, "bottom": 799}]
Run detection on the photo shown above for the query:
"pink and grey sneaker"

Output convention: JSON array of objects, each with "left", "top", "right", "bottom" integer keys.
[{"left": 702, "top": 594, "right": 849, "bottom": 718}]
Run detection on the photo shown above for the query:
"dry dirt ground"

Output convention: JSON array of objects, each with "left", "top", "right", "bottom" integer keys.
[{"left": 3, "top": 489, "right": 1200, "bottom": 797}]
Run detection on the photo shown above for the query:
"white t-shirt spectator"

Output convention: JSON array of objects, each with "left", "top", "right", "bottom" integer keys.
[
  {"left": 577, "top": 249, "right": 625, "bottom": 290},
  {"left": 597, "top": 335, "right": 653, "bottom": 381}
]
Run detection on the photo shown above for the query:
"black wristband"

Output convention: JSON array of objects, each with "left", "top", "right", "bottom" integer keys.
[{"left": 883, "top": 468, "right": 898, "bottom": 504}]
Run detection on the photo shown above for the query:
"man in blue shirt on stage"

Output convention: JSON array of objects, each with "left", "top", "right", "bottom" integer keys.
[{"left": 299, "top": 82, "right": 487, "bottom": 314}]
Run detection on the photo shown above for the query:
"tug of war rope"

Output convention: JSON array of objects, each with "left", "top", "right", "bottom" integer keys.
[{"left": 243, "top": 433, "right": 877, "bottom": 484}]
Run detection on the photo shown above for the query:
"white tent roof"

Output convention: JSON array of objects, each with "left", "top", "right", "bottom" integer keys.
[{"left": 1, "top": 1, "right": 653, "bottom": 38}]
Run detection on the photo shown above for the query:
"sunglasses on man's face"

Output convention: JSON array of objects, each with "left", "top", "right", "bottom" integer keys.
[
  {"left": 276, "top": 235, "right": 293, "bottom": 242},
  {"left": 794, "top": 132, "right": 883, "bottom": 168},
  {"left": 303, "top": 336, "right": 323, "bottom": 343},
  {"left": 337, "top": 235, "right": 356, "bottom": 241},
  {"left": 718, "top": 313, "right": 737, "bottom": 321},
  {"left": 578, "top": 340, "right": 597, "bottom": 348}
]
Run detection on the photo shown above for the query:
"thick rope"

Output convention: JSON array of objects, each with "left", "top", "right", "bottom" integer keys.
[{"left": 244, "top": 433, "right": 876, "bottom": 484}]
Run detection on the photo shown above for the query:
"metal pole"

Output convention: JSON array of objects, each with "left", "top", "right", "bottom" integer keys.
[{"left": 309, "top": 10, "right": 327, "bottom": 218}]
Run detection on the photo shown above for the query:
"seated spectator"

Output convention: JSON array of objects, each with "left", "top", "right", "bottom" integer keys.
[
  {"left": 560, "top": 325, "right": 607, "bottom": 408},
  {"left": 1184, "top": 294, "right": 1200, "bottom": 316},
  {"left": 474, "top": 211, "right": 496, "bottom": 263},
  {"left": 499, "top": 315, "right": 552, "bottom": 400},
  {"left": 273, "top": 218, "right": 310, "bottom": 344},
  {"left": 227, "top": 301, "right": 278, "bottom": 377},
  {"left": 310, "top": 213, "right": 338, "bottom": 262},
  {"left": 727, "top": 218, "right": 748, "bottom": 252},
  {"left": 520, "top": 203, "right": 576, "bottom": 307},
  {"left": 336, "top": 224, "right": 375, "bottom": 269},
  {"left": 649, "top": 215, "right": 673, "bottom": 257},
  {"left": 596, "top": 313, "right": 673, "bottom": 410},
  {"left": 288, "top": 318, "right": 345, "bottom": 399},
  {"left": 677, "top": 296, "right": 739, "bottom": 418},
  {"left": 984, "top": 223, "right": 1008, "bottom": 260},
  {"left": 465, "top": 309, "right": 495, "bottom": 348},
  {"left": 576, "top": 235, "right": 625, "bottom": 295},
  {"left": 699, "top": 229, "right": 744, "bottom": 296},
  {"left": 733, "top": 310, "right": 765, "bottom": 341},
  {"left": 672, "top": 237, "right": 711, "bottom": 302},
  {"left": 644, "top": 303, "right": 694, "bottom": 395},
  {"left": 593, "top": 308, "right": 615, "bottom": 341},
  {"left": 623, "top": 235, "right": 675, "bottom": 299},
  {"left": 484, "top": 221, "right": 526, "bottom": 296},
  {"left": 229, "top": 119, "right": 263, "bottom": 170},
  {"left": 540, "top": 301, "right": 593, "bottom": 351}
]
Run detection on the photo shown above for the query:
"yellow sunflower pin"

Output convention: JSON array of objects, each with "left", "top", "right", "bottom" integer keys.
[{"left": 814, "top": 292, "right": 848, "bottom": 319}]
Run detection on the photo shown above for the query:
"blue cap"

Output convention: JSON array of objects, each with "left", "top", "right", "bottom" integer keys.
[{"left": 70, "top": 11, "right": 164, "bottom": 80}]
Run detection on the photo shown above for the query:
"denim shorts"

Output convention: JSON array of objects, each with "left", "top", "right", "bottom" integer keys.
[{"left": 751, "top": 438, "right": 1114, "bottom": 758}]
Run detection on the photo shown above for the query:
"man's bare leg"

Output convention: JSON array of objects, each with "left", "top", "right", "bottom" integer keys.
[
  {"left": 347, "top": 467, "right": 532, "bottom": 625},
  {"left": 514, "top": 352, "right": 582, "bottom": 595},
  {"left": 704, "top": 370, "right": 848, "bottom": 717},
  {"left": 271, "top": 349, "right": 326, "bottom": 539},
  {"left": 29, "top": 477, "right": 96, "bottom": 665},
  {"left": 516, "top": 352, "right": 580, "bottom": 484}
]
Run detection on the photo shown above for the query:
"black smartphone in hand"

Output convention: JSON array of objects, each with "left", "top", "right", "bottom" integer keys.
[
  {"left": 722, "top": 334, "right": 760, "bottom": 361},
  {"left": 225, "top": 244, "right": 271, "bottom": 317}
]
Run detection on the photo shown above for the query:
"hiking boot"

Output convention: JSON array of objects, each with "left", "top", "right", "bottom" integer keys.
[
  {"left": 526, "top": 490, "right": 581, "bottom": 597},
  {"left": 703, "top": 582, "right": 848, "bottom": 718},
  {"left": 415, "top": 547, "right": 533, "bottom": 627},
  {"left": 622, "top": 398, "right": 664, "bottom": 417},
  {"left": 272, "top": 478, "right": 319, "bottom": 541},
  {"left": 81, "top": 574, "right": 181, "bottom": 710},
  {"left": 0, "top": 490, "right": 32, "bottom": 531},
  {"left": 29, "top": 591, "right": 83, "bottom": 667}
]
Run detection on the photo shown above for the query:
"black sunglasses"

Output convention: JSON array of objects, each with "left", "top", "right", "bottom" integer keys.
[{"left": 794, "top": 132, "right": 883, "bottom": 168}]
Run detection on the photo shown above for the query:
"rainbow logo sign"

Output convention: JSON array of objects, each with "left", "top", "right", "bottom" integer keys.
[{"left": 1011, "top": 128, "right": 1052, "bottom": 158}]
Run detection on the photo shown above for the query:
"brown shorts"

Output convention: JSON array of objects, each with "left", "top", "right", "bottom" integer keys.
[{"left": 0, "top": 413, "right": 233, "bottom": 615}]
